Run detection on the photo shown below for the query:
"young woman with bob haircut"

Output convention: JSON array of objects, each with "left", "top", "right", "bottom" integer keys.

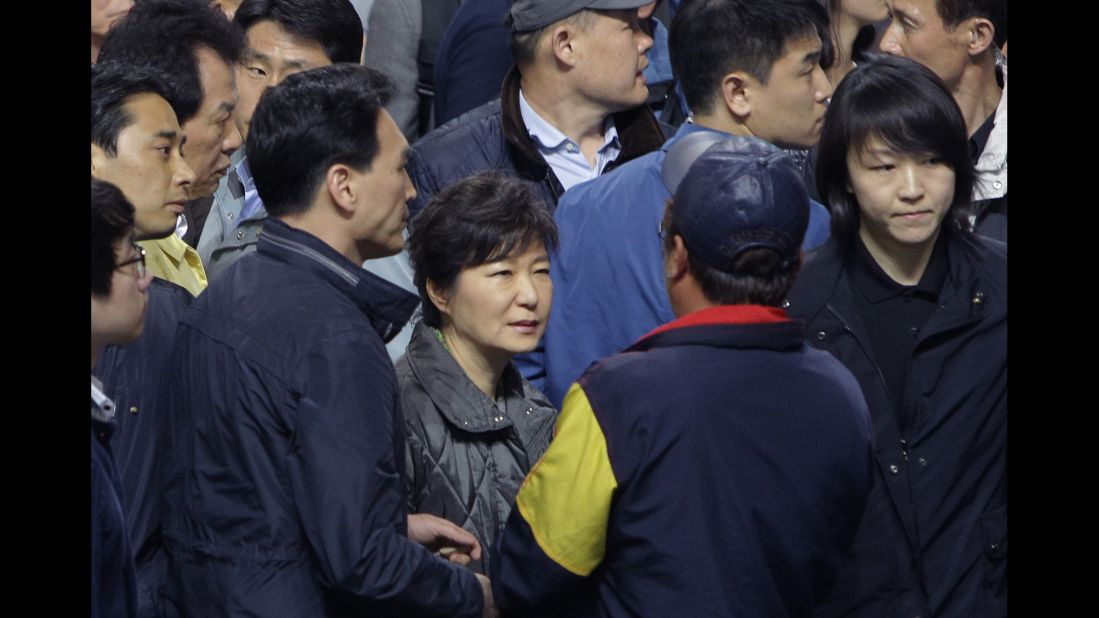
[
  {"left": 397, "top": 172, "right": 560, "bottom": 575},
  {"left": 786, "top": 54, "right": 1007, "bottom": 617}
]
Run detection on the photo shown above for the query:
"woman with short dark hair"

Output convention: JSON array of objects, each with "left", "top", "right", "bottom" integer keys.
[
  {"left": 786, "top": 55, "right": 1007, "bottom": 616},
  {"left": 398, "top": 172, "right": 559, "bottom": 574}
]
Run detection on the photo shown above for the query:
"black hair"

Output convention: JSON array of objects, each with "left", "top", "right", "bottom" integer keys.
[
  {"left": 98, "top": 0, "right": 245, "bottom": 124},
  {"left": 408, "top": 172, "right": 559, "bottom": 328},
  {"left": 247, "top": 63, "right": 394, "bottom": 217},
  {"left": 91, "top": 178, "right": 137, "bottom": 297},
  {"left": 91, "top": 61, "right": 177, "bottom": 156},
  {"left": 936, "top": 0, "right": 1006, "bottom": 47},
  {"left": 234, "top": 0, "right": 364, "bottom": 64},
  {"left": 670, "top": 0, "right": 831, "bottom": 115},
  {"left": 815, "top": 55, "right": 975, "bottom": 248},
  {"left": 661, "top": 199, "right": 800, "bottom": 306}
]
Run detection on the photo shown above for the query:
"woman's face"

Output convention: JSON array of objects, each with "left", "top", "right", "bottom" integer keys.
[
  {"left": 840, "top": 0, "right": 890, "bottom": 26},
  {"left": 433, "top": 241, "right": 552, "bottom": 363},
  {"left": 846, "top": 135, "right": 955, "bottom": 254}
]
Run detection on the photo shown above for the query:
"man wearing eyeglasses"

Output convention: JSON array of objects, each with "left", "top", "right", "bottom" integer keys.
[
  {"left": 91, "top": 177, "right": 154, "bottom": 618},
  {"left": 90, "top": 60, "right": 198, "bottom": 618}
]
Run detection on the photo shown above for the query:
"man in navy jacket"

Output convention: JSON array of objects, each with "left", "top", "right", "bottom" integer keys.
[{"left": 160, "top": 65, "right": 493, "bottom": 617}]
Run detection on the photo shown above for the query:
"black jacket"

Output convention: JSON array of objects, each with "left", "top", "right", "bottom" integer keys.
[
  {"left": 786, "top": 229, "right": 1007, "bottom": 618},
  {"left": 406, "top": 66, "right": 670, "bottom": 216},
  {"left": 159, "top": 219, "right": 483, "bottom": 617},
  {"left": 93, "top": 277, "right": 194, "bottom": 617},
  {"left": 397, "top": 322, "right": 558, "bottom": 575}
]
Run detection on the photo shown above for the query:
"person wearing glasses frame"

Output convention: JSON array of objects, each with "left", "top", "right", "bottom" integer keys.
[{"left": 91, "top": 178, "right": 154, "bottom": 618}]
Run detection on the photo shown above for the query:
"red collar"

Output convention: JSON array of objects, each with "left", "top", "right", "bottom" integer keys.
[{"left": 642, "top": 305, "right": 791, "bottom": 340}]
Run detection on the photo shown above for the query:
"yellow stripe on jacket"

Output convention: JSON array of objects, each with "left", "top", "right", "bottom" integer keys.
[{"left": 515, "top": 382, "right": 618, "bottom": 576}]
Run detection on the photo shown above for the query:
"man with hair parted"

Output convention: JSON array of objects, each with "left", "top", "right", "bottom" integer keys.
[
  {"left": 198, "top": 0, "right": 365, "bottom": 280},
  {"left": 99, "top": 0, "right": 246, "bottom": 293},
  {"left": 90, "top": 59, "right": 199, "bottom": 618},
  {"left": 492, "top": 133, "right": 875, "bottom": 618},
  {"left": 541, "top": 0, "right": 836, "bottom": 407},
  {"left": 365, "top": 0, "right": 670, "bottom": 369},
  {"left": 159, "top": 64, "right": 496, "bottom": 618},
  {"left": 880, "top": 0, "right": 1006, "bottom": 240}
]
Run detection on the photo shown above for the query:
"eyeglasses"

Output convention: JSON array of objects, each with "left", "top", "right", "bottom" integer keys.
[{"left": 116, "top": 243, "right": 146, "bottom": 279}]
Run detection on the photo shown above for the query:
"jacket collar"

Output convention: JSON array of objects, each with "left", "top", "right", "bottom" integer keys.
[
  {"left": 404, "top": 321, "right": 530, "bottom": 433},
  {"left": 257, "top": 218, "right": 418, "bottom": 343},
  {"left": 630, "top": 305, "right": 804, "bottom": 353},
  {"left": 499, "top": 65, "right": 668, "bottom": 198}
]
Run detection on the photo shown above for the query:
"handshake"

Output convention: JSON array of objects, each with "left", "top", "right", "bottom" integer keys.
[{"left": 408, "top": 514, "right": 500, "bottom": 618}]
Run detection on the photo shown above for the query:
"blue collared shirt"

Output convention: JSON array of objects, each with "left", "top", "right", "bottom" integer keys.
[
  {"left": 518, "top": 90, "right": 621, "bottom": 191},
  {"left": 235, "top": 157, "right": 264, "bottom": 228}
]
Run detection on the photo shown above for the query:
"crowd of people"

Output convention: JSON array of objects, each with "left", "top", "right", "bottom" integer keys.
[{"left": 90, "top": 0, "right": 1006, "bottom": 616}]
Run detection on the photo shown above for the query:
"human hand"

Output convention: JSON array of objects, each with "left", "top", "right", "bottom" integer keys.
[
  {"left": 476, "top": 573, "right": 498, "bottom": 618},
  {"left": 407, "top": 513, "right": 482, "bottom": 564}
]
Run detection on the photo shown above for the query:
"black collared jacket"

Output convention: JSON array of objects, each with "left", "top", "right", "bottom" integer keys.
[
  {"left": 159, "top": 219, "right": 484, "bottom": 617},
  {"left": 405, "top": 65, "right": 670, "bottom": 216},
  {"left": 786, "top": 229, "right": 1007, "bottom": 618}
]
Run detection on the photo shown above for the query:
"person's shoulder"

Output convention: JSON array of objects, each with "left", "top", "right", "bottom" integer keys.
[
  {"left": 413, "top": 99, "right": 504, "bottom": 153},
  {"left": 556, "top": 150, "right": 666, "bottom": 218}
]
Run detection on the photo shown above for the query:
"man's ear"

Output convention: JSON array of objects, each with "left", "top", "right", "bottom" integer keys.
[
  {"left": 966, "top": 17, "right": 996, "bottom": 57},
  {"left": 721, "top": 72, "right": 753, "bottom": 119},
  {"left": 325, "top": 163, "right": 357, "bottom": 215},
  {"left": 664, "top": 235, "right": 690, "bottom": 281},
  {"left": 549, "top": 22, "right": 580, "bottom": 68}
]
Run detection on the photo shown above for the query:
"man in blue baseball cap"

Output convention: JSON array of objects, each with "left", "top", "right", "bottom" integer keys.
[{"left": 492, "top": 133, "right": 875, "bottom": 618}]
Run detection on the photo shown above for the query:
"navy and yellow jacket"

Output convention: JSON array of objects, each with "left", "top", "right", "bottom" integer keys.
[{"left": 493, "top": 306, "right": 875, "bottom": 617}]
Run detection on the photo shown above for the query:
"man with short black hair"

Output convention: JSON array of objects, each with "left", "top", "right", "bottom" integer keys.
[
  {"left": 160, "top": 64, "right": 494, "bottom": 618},
  {"left": 99, "top": 0, "right": 245, "bottom": 287},
  {"left": 493, "top": 133, "right": 874, "bottom": 617},
  {"left": 880, "top": 0, "right": 1006, "bottom": 240},
  {"left": 541, "top": 0, "right": 836, "bottom": 407},
  {"left": 90, "top": 61, "right": 199, "bottom": 617},
  {"left": 198, "top": 0, "right": 365, "bottom": 280}
]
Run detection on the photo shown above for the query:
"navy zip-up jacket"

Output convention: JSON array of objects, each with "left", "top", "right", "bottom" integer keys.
[
  {"left": 493, "top": 305, "right": 875, "bottom": 617},
  {"left": 159, "top": 219, "right": 483, "bottom": 617}
]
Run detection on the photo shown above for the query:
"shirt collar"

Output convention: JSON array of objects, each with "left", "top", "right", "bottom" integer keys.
[
  {"left": 518, "top": 89, "right": 620, "bottom": 154},
  {"left": 968, "top": 110, "right": 997, "bottom": 162},
  {"left": 258, "top": 218, "right": 419, "bottom": 343},
  {"left": 851, "top": 233, "right": 949, "bottom": 304},
  {"left": 91, "top": 375, "right": 115, "bottom": 422}
]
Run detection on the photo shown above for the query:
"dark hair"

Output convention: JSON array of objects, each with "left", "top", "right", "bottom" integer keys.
[
  {"left": 234, "top": 0, "right": 364, "bottom": 64},
  {"left": 247, "top": 63, "right": 394, "bottom": 217},
  {"left": 661, "top": 199, "right": 800, "bottom": 306},
  {"left": 670, "top": 0, "right": 830, "bottom": 115},
  {"left": 936, "top": 0, "right": 1006, "bottom": 47},
  {"left": 91, "top": 61, "right": 177, "bottom": 156},
  {"left": 408, "top": 172, "right": 559, "bottom": 328},
  {"left": 507, "top": 10, "right": 596, "bottom": 68},
  {"left": 98, "top": 0, "right": 245, "bottom": 124},
  {"left": 91, "top": 178, "right": 137, "bottom": 297},
  {"left": 815, "top": 55, "right": 975, "bottom": 248}
]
